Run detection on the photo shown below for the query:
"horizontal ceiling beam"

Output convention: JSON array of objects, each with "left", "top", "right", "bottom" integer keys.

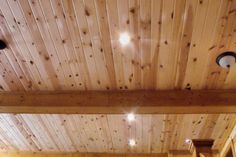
[
  {"left": 0, "top": 150, "right": 219, "bottom": 157},
  {"left": 0, "top": 90, "right": 236, "bottom": 114},
  {"left": 0, "top": 152, "right": 168, "bottom": 157}
]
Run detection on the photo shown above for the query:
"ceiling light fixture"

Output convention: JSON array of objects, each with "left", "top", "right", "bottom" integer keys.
[
  {"left": 185, "top": 138, "right": 191, "bottom": 144},
  {"left": 0, "top": 40, "right": 7, "bottom": 50},
  {"left": 119, "top": 32, "right": 130, "bottom": 46},
  {"left": 128, "top": 139, "right": 136, "bottom": 147},
  {"left": 127, "top": 113, "right": 135, "bottom": 122},
  {"left": 216, "top": 51, "right": 236, "bottom": 69}
]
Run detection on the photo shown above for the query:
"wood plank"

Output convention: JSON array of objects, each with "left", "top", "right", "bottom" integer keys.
[
  {"left": 19, "top": 0, "right": 66, "bottom": 90},
  {"left": 38, "top": 0, "right": 77, "bottom": 90},
  {"left": 183, "top": 0, "right": 210, "bottom": 89},
  {"left": 0, "top": 152, "right": 168, "bottom": 157},
  {"left": 0, "top": 1, "right": 45, "bottom": 91},
  {"left": 49, "top": 0, "right": 85, "bottom": 90},
  {"left": 0, "top": 114, "right": 233, "bottom": 153},
  {"left": 191, "top": 139, "right": 214, "bottom": 157},
  {"left": 60, "top": 0, "right": 92, "bottom": 90},
  {"left": 0, "top": 90, "right": 236, "bottom": 113},
  {"left": 106, "top": 0, "right": 125, "bottom": 90},
  {"left": 95, "top": 0, "right": 117, "bottom": 89},
  {"left": 129, "top": 0, "right": 141, "bottom": 89},
  {"left": 83, "top": 0, "right": 111, "bottom": 90},
  {"left": 0, "top": 0, "right": 236, "bottom": 91},
  {"left": 220, "top": 121, "right": 236, "bottom": 157},
  {"left": 117, "top": 0, "right": 134, "bottom": 90},
  {"left": 204, "top": 0, "right": 236, "bottom": 90},
  {"left": 175, "top": 0, "right": 197, "bottom": 89}
]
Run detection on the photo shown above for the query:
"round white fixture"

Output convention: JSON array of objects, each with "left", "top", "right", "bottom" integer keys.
[
  {"left": 185, "top": 138, "right": 191, "bottom": 144},
  {"left": 128, "top": 139, "right": 136, "bottom": 147},
  {"left": 127, "top": 113, "right": 135, "bottom": 122},
  {"left": 216, "top": 52, "right": 236, "bottom": 69},
  {"left": 119, "top": 32, "right": 130, "bottom": 46}
]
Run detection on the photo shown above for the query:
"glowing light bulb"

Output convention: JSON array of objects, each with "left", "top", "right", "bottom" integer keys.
[
  {"left": 127, "top": 113, "right": 135, "bottom": 122},
  {"left": 129, "top": 139, "right": 136, "bottom": 146},
  {"left": 119, "top": 32, "right": 130, "bottom": 46}
]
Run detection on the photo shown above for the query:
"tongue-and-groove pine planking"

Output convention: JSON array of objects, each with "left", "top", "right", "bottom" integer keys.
[
  {"left": 0, "top": 114, "right": 234, "bottom": 153},
  {"left": 0, "top": 0, "right": 236, "bottom": 91}
]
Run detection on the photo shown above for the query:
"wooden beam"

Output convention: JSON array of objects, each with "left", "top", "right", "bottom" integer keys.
[
  {"left": 168, "top": 150, "right": 192, "bottom": 157},
  {"left": 191, "top": 139, "right": 214, "bottom": 157},
  {"left": 0, "top": 90, "right": 236, "bottom": 114},
  {"left": 0, "top": 152, "right": 168, "bottom": 157},
  {"left": 220, "top": 123, "right": 236, "bottom": 157}
]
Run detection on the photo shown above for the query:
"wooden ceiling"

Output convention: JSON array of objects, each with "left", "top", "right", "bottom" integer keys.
[
  {"left": 0, "top": 114, "right": 234, "bottom": 153},
  {"left": 0, "top": 0, "right": 236, "bottom": 155},
  {"left": 0, "top": 0, "right": 236, "bottom": 91}
]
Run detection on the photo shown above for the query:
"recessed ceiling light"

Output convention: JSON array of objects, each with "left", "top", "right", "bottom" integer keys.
[
  {"left": 128, "top": 139, "right": 136, "bottom": 146},
  {"left": 185, "top": 138, "right": 191, "bottom": 144},
  {"left": 119, "top": 32, "right": 130, "bottom": 46},
  {"left": 127, "top": 113, "right": 135, "bottom": 122}
]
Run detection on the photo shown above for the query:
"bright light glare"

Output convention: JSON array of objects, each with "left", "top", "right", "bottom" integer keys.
[
  {"left": 185, "top": 138, "right": 191, "bottom": 144},
  {"left": 119, "top": 32, "right": 130, "bottom": 45},
  {"left": 129, "top": 139, "right": 136, "bottom": 146},
  {"left": 127, "top": 113, "right": 135, "bottom": 122}
]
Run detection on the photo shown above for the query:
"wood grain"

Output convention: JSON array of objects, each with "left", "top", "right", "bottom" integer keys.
[
  {"left": 0, "top": 114, "right": 233, "bottom": 153},
  {"left": 0, "top": 90, "right": 235, "bottom": 113},
  {"left": 0, "top": 0, "right": 235, "bottom": 91}
]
